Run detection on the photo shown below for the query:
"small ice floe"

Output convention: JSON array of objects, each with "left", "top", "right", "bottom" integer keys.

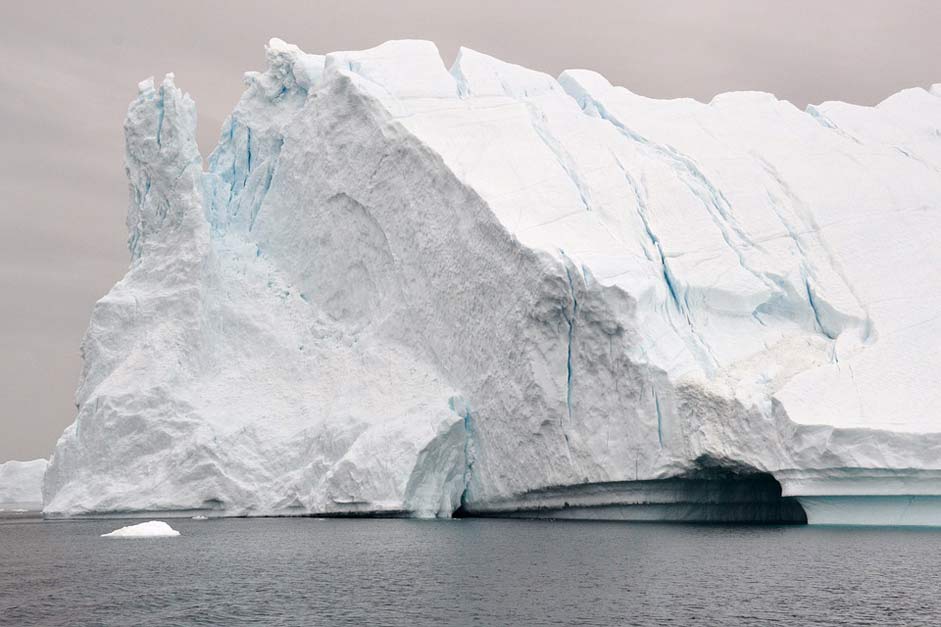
[
  {"left": 101, "top": 520, "right": 180, "bottom": 538},
  {"left": 191, "top": 515, "right": 208, "bottom": 520}
]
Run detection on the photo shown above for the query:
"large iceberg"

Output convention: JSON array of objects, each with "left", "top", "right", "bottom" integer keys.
[
  {"left": 44, "top": 39, "right": 941, "bottom": 525},
  {"left": 0, "top": 459, "right": 48, "bottom": 510}
]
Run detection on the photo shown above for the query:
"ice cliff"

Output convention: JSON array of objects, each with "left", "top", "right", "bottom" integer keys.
[
  {"left": 0, "top": 459, "right": 48, "bottom": 510},
  {"left": 44, "top": 40, "right": 941, "bottom": 525}
]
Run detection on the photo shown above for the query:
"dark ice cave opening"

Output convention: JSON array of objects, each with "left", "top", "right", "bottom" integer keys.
[{"left": 453, "top": 467, "right": 808, "bottom": 524}]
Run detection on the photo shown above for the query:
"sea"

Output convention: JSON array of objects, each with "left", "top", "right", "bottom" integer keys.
[{"left": 2, "top": 515, "right": 940, "bottom": 626}]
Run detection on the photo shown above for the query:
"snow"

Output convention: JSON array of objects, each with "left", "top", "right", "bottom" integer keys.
[
  {"left": 0, "top": 459, "right": 48, "bottom": 510},
  {"left": 101, "top": 521, "right": 180, "bottom": 538},
  {"left": 43, "top": 40, "right": 941, "bottom": 526}
]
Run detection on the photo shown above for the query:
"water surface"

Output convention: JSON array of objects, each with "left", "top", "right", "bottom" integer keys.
[{"left": 2, "top": 517, "right": 939, "bottom": 626}]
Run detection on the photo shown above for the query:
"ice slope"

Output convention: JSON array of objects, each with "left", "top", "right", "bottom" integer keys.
[
  {"left": 0, "top": 459, "right": 48, "bottom": 510},
  {"left": 44, "top": 40, "right": 941, "bottom": 525}
]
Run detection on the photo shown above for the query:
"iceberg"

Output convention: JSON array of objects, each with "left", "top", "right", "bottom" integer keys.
[
  {"left": 43, "top": 39, "right": 941, "bottom": 525},
  {"left": 0, "top": 459, "right": 48, "bottom": 511},
  {"left": 101, "top": 521, "right": 180, "bottom": 538}
]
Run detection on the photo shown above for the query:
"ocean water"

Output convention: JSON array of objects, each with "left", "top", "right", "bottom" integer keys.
[{"left": 2, "top": 517, "right": 940, "bottom": 626}]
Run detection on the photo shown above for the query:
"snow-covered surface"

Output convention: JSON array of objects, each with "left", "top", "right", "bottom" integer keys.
[
  {"left": 100, "top": 521, "right": 180, "bottom": 538},
  {"left": 0, "top": 459, "right": 47, "bottom": 510},
  {"left": 43, "top": 39, "right": 941, "bottom": 525}
]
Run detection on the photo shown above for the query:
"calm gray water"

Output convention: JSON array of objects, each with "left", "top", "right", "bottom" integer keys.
[{"left": 2, "top": 517, "right": 940, "bottom": 626}]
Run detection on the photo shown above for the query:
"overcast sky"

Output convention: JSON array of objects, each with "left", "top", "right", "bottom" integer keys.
[{"left": 1, "top": 0, "right": 939, "bottom": 461}]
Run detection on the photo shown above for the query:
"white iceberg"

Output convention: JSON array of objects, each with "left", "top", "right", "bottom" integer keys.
[
  {"left": 0, "top": 459, "right": 48, "bottom": 511},
  {"left": 42, "top": 39, "right": 941, "bottom": 526},
  {"left": 101, "top": 521, "right": 181, "bottom": 538}
]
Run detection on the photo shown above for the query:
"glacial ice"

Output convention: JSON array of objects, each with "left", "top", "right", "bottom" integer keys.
[
  {"left": 101, "top": 521, "right": 180, "bottom": 538},
  {"left": 0, "top": 459, "right": 48, "bottom": 510},
  {"left": 43, "top": 39, "right": 941, "bottom": 526}
]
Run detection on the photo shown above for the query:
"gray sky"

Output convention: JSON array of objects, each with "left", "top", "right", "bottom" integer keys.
[{"left": 1, "top": 0, "right": 939, "bottom": 461}]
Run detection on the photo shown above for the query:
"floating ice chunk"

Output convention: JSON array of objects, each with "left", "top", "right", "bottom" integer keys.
[{"left": 101, "top": 521, "right": 181, "bottom": 538}]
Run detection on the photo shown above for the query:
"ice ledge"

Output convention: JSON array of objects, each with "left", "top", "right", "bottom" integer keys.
[
  {"left": 777, "top": 469, "right": 941, "bottom": 498},
  {"left": 798, "top": 496, "right": 941, "bottom": 527}
]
